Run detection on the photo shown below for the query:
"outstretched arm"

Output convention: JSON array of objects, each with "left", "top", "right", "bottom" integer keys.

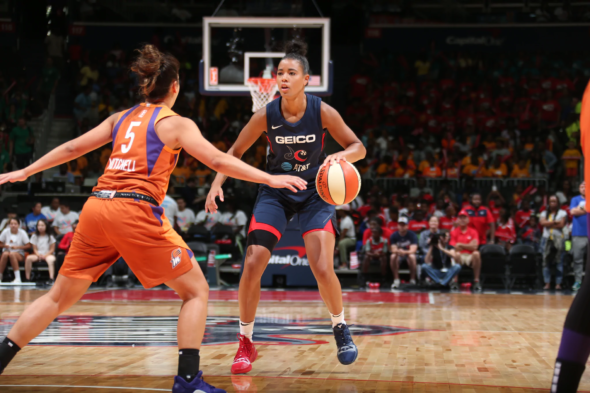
[
  {"left": 161, "top": 116, "right": 306, "bottom": 195},
  {"left": 0, "top": 114, "right": 117, "bottom": 185},
  {"left": 321, "top": 102, "right": 366, "bottom": 166}
]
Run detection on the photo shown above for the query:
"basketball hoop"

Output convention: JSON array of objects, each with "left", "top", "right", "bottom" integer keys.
[{"left": 247, "top": 77, "right": 278, "bottom": 113}]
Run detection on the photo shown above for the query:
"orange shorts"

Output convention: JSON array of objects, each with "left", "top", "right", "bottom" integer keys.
[{"left": 60, "top": 197, "right": 193, "bottom": 288}]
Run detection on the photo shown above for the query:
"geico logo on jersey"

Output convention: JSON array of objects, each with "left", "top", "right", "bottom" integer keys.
[
  {"left": 107, "top": 158, "right": 136, "bottom": 172},
  {"left": 275, "top": 135, "right": 316, "bottom": 144},
  {"left": 294, "top": 163, "right": 310, "bottom": 172},
  {"left": 268, "top": 254, "right": 309, "bottom": 266}
]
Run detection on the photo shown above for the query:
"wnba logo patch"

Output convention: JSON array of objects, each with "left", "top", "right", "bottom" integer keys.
[{"left": 170, "top": 248, "right": 182, "bottom": 268}]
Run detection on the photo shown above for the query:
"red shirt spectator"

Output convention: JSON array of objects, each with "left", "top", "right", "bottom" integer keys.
[
  {"left": 463, "top": 197, "right": 495, "bottom": 245},
  {"left": 349, "top": 73, "right": 372, "bottom": 98},
  {"left": 488, "top": 200, "right": 501, "bottom": 222},
  {"left": 540, "top": 77, "right": 555, "bottom": 90},
  {"left": 408, "top": 219, "right": 428, "bottom": 234},
  {"left": 439, "top": 216, "right": 457, "bottom": 231},
  {"left": 58, "top": 232, "right": 75, "bottom": 253},
  {"left": 440, "top": 79, "right": 454, "bottom": 91},
  {"left": 387, "top": 220, "right": 398, "bottom": 233},
  {"left": 540, "top": 99, "right": 561, "bottom": 123},
  {"left": 495, "top": 219, "right": 516, "bottom": 243},
  {"left": 363, "top": 226, "right": 392, "bottom": 244},
  {"left": 515, "top": 209, "right": 533, "bottom": 228},
  {"left": 449, "top": 226, "right": 479, "bottom": 254},
  {"left": 357, "top": 204, "right": 373, "bottom": 218}
]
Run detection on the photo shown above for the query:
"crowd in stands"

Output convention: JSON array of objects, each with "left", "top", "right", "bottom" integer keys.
[
  {"left": 0, "top": 189, "right": 253, "bottom": 285},
  {"left": 346, "top": 51, "right": 588, "bottom": 186},
  {"left": 335, "top": 177, "right": 587, "bottom": 292}
]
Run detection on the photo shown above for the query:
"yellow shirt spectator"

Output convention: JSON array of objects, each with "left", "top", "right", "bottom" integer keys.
[
  {"left": 394, "top": 167, "right": 415, "bottom": 178},
  {"left": 562, "top": 148, "right": 582, "bottom": 169},
  {"left": 489, "top": 163, "right": 508, "bottom": 178},
  {"left": 214, "top": 99, "right": 229, "bottom": 119},
  {"left": 194, "top": 167, "right": 212, "bottom": 186},
  {"left": 462, "top": 164, "right": 480, "bottom": 177},
  {"left": 172, "top": 166, "right": 192, "bottom": 185},
  {"left": 421, "top": 166, "right": 442, "bottom": 178},
  {"left": 68, "top": 156, "right": 88, "bottom": 172},
  {"left": 510, "top": 164, "right": 531, "bottom": 178},
  {"left": 376, "top": 162, "right": 391, "bottom": 176},
  {"left": 80, "top": 65, "right": 98, "bottom": 86}
]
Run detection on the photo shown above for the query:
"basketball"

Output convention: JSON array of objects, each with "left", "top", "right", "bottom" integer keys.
[{"left": 316, "top": 160, "right": 361, "bottom": 206}]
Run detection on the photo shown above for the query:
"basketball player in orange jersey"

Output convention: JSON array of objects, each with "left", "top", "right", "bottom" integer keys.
[
  {"left": 0, "top": 45, "right": 307, "bottom": 393},
  {"left": 206, "top": 40, "right": 366, "bottom": 374}
]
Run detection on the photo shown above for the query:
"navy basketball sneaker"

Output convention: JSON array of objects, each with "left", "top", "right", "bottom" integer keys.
[
  {"left": 333, "top": 323, "right": 358, "bottom": 365},
  {"left": 172, "top": 371, "right": 226, "bottom": 393}
]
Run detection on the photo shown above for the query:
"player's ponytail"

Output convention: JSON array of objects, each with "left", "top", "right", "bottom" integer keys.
[
  {"left": 282, "top": 39, "right": 310, "bottom": 75},
  {"left": 131, "top": 44, "right": 180, "bottom": 101}
]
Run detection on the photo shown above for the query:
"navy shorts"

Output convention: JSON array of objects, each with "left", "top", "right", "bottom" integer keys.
[{"left": 247, "top": 186, "right": 338, "bottom": 252}]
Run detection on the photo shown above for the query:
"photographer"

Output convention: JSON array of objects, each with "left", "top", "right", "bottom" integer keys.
[
  {"left": 419, "top": 216, "right": 444, "bottom": 257},
  {"left": 421, "top": 216, "right": 461, "bottom": 290}
]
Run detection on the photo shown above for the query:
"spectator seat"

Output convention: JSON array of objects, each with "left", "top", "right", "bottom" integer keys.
[
  {"left": 507, "top": 244, "right": 537, "bottom": 290},
  {"left": 480, "top": 244, "right": 509, "bottom": 290}
]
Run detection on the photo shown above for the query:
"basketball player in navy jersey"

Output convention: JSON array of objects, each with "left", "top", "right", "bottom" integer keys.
[{"left": 206, "top": 40, "right": 366, "bottom": 374}]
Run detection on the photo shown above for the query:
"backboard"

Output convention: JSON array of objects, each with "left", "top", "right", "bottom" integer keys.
[{"left": 200, "top": 17, "right": 332, "bottom": 96}]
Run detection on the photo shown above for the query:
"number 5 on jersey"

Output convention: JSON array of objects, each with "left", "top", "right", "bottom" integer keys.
[{"left": 121, "top": 121, "right": 141, "bottom": 153}]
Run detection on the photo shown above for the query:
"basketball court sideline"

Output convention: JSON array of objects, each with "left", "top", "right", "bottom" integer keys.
[{"left": 0, "top": 288, "right": 585, "bottom": 392}]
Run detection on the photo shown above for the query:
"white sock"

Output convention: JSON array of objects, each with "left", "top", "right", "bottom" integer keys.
[
  {"left": 14, "top": 271, "right": 21, "bottom": 281},
  {"left": 239, "top": 320, "right": 254, "bottom": 340},
  {"left": 330, "top": 310, "right": 345, "bottom": 327}
]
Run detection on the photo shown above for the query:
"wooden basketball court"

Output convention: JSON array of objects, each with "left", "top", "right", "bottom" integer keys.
[{"left": 0, "top": 288, "right": 586, "bottom": 392}]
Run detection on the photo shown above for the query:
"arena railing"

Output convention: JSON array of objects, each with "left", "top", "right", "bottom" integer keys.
[{"left": 362, "top": 177, "right": 549, "bottom": 199}]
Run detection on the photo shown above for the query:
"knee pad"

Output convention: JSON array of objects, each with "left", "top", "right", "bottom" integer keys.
[{"left": 247, "top": 230, "right": 280, "bottom": 253}]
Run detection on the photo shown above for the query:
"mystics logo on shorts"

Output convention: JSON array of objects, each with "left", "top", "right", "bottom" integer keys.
[
  {"left": 0, "top": 315, "right": 430, "bottom": 346},
  {"left": 170, "top": 248, "right": 182, "bottom": 268}
]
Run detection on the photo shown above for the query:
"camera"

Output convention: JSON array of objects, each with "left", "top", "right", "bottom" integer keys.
[{"left": 428, "top": 232, "right": 441, "bottom": 248}]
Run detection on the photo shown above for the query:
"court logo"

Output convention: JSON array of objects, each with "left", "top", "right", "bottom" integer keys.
[
  {"left": 170, "top": 248, "right": 182, "bottom": 268},
  {"left": 281, "top": 162, "right": 293, "bottom": 172},
  {"left": 0, "top": 316, "right": 428, "bottom": 347}
]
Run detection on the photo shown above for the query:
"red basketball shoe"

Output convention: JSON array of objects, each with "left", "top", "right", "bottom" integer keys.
[{"left": 231, "top": 334, "right": 258, "bottom": 374}]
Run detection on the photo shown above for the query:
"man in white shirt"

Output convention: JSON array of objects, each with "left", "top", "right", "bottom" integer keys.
[
  {"left": 336, "top": 204, "right": 356, "bottom": 270},
  {"left": 195, "top": 208, "right": 220, "bottom": 231},
  {"left": 52, "top": 202, "right": 80, "bottom": 235},
  {"left": 161, "top": 189, "right": 179, "bottom": 228},
  {"left": 219, "top": 202, "right": 248, "bottom": 238},
  {"left": 176, "top": 198, "right": 196, "bottom": 232},
  {"left": 41, "top": 197, "right": 60, "bottom": 223},
  {"left": 0, "top": 219, "right": 31, "bottom": 283}
]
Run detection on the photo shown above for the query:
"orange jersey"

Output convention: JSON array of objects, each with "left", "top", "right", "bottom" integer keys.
[
  {"left": 94, "top": 103, "right": 181, "bottom": 205},
  {"left": 582, "top": 81, "right": 590, "bottom": 210}
]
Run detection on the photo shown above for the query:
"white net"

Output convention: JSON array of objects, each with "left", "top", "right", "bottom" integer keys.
[{"left": 247, "top": 78, "right": 278, "bottom": 113}]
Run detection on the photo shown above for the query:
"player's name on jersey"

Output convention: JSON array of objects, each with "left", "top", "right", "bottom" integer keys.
[
  {"left": 268, "top": 254, "right": 309, "bottom": 266},
  {"left": 107, "top": 158, "right": 137, "bottom": 172}
]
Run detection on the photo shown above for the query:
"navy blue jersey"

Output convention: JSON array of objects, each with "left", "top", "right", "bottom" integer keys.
[{"left": 263, "top": 94, "right": 326, "bottom": 202}]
